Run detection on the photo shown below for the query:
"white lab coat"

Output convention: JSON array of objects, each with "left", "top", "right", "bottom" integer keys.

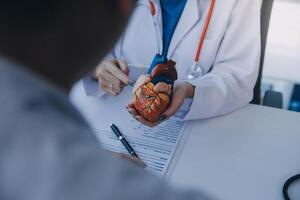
[{"left": 86, "top": 0, "right": 261, "bottom": 120}]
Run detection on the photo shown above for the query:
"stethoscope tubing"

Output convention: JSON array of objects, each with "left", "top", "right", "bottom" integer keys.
[{"left": 283, "top": 174, "right": 300, "bottom": 200}]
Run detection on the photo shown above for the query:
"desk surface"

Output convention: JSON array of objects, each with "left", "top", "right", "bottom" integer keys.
[
  {"left": 169, "top": 105, "right": 300, "bottom": 200},
  {"left": 70, "top": 82, "right": 300, "bottom": 200}
]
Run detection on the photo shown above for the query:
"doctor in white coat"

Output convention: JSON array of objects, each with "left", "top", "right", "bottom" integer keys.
[{"left": 84, "top": 0, "right": 261, "bottom": 126}]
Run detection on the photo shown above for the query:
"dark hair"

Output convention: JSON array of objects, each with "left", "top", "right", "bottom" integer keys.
[
  {"left": 0, "top": 0, "right": 68, "bottom": 31},
  {"left": 0, "top": 0, "right": 135, "bottom": 88},
  {"left": 0, "top": 0, "right": 135, "bottom": 31}
]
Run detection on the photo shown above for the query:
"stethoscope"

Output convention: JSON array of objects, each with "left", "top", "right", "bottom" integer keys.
[
  {"left": 148, "top": 0, "right": 216, "bottom": 80},
  {"left": 147, "top": 2, "right": 300, "bottom": 199}
]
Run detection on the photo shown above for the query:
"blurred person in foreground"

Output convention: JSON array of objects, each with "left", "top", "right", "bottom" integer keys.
[{"left": 0, "top": 1, "right": 215, "bottom": 200}]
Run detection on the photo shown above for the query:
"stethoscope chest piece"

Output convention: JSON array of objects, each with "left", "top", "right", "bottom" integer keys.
[{"left": 186, "top": 62, "right": 204, "bottom": 80}]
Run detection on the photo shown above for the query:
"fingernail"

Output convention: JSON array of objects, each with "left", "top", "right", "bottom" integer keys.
[
  {"left": 127, "top": 81, "right": 135, "bottom": 87},
  {"left": 159, "top": 115, "right": 167, "bottom": 122}
]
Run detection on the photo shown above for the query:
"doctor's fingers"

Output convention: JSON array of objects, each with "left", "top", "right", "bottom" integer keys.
[
  {"left": 127, "top": 105, "right": 160, "bottom": 127},
  {"left": 99, "top": 70, "right": 125, "bottom": 88},
  {"left": 127, "top": 106, "right": 139, "bottom": 118},
  {"left": 127, "top": 104, "right": 160, "bottom": 126},
  {"left": 105, "top": 61, "right": 131, "bottom": 85},
  {"left": 99, "top": 69, "right": 125, "bottom": 85},
  {"left": 116, "top": 59, "right": 129, "bottom": 75},
  {"left": 100, "top": 79, "right": 123, "bottom": 96},
  {"left": 127, "top": 106, "right": 155, "bottom": 127},
  {"left": 163, "top": 90, "right": 185, "bottom": 118},
  {"left": 96, "top": 60, "right": 124, "bottom": 81},
  {"left": 101, "top": 85, "right": 118, "bottom": 96}
]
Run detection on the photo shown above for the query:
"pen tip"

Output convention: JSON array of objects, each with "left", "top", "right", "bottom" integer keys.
[{"left": 127, "top": 81, "right": 135, "bottom": 87}]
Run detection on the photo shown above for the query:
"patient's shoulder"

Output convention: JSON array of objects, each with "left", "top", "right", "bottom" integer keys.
[{"left": 0, "top": 57, "right": 92, "bottom": 140}]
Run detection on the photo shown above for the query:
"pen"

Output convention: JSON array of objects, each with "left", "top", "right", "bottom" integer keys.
[
  {"left": 110, "top": 124, "right": 140, "bottom": 159},
  {"left": 127, "top": 81, "right": 135, "bottom": 88}
]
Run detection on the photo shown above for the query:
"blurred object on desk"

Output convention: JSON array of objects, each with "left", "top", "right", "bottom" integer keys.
[{"left": 289, "top": 84, "right": 300, "bottom": 112}]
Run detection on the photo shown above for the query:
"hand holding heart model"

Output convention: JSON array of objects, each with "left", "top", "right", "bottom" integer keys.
[{"left": 132, "top": 60, "right": 178, "bottom": 122}]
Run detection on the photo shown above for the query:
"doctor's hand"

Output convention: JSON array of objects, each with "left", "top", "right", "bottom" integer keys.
[
  {"left": 94, "top": 59, "right": 134, "bottom": 96},
  {"left": 127, "top": 83, "right": 195, "bottom": 127}
]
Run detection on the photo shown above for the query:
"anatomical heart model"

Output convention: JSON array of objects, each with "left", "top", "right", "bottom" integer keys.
[{"left": 132, "top": 60, "right": 178, "bottom": 122}]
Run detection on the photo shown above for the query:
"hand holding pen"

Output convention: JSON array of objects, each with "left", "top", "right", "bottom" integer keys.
[
  {"left": 110, "top": 124, "right": 147, "bottom": 168},
  {"left": 93, "top": 59, "right": 135, "bottom": 96}
]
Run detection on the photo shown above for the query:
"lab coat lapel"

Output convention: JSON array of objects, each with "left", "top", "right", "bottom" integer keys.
[
  {"left": 151, "top": 0, "right": 163, "bottom": 54},
  {"left": 168, "top": 0, "right": 203, "bottom": 58}
]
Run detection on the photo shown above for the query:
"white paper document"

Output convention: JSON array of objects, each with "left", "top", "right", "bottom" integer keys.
[
  {"left": 70, "top": 65, "right": 187, "bottom": 176},
  {"left": 92, "top": 119, "right": 185, "bottom": 176},
  {"left": 84, "top": 87, "right": 186, "bottom": 176}
]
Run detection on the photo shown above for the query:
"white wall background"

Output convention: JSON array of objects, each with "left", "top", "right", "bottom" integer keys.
[{"left": 263, "top": 0, "right": 300, "bottom": 83}]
